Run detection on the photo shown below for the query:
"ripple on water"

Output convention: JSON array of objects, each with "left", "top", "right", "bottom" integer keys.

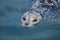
[
  {"left": 0, "top": 10, "right": 5, "bottom": 16},
  {"left": 5, "top": 6, "right": 16, "bottom": 12}
]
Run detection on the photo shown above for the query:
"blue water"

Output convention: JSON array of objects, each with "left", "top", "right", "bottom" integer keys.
[{"left": 0, "top": 0, "right": 60, "bottom": 40}]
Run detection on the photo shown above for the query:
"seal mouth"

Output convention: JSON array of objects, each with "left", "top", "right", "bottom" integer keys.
[
  {"left": 24, "top": 25, "right": 32, "bottom": 27},
  {"left": 24, "top": 26, "right": 29, "bottom": 28}
]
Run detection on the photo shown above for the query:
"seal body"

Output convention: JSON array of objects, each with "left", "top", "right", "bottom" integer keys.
[{"left": 21, "top": 0, "right": 60, "bottom": 27}]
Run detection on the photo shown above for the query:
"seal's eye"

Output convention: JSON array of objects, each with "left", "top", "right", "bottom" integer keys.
[
  {"left": 23, "top": 17, "right": 26, "bottom": 21},
  {"left": 33, "top": 19, "right": 37, "bottom": 22}
]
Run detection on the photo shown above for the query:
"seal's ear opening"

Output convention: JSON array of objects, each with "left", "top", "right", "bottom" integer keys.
[{"left": 40, "top": 14, "right": 44, "bottom": 18}]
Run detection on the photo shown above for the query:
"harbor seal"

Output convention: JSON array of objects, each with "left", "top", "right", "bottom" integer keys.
[{"left": 21, "top": 0, "right": 60, "bottom": 28}]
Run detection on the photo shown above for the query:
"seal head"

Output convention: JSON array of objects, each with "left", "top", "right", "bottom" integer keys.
[{"left": 21, "top": 10, "right": 43, "bottom": 28}]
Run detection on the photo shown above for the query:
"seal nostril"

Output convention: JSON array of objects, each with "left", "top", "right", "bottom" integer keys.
[{"left": 25, "top": 23, "right": 29, "bottom": 25}]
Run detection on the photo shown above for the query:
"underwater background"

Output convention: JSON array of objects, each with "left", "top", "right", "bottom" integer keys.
[{"left": 0, "top": 0, "right": 60, "bottom": 40}]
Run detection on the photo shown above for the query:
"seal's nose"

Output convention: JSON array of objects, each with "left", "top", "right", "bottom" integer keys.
[{"left": 25, "top": 23, "right": 29, "bottom": 26}]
